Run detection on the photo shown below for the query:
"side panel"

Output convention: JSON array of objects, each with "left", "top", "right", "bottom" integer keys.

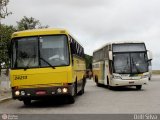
[
  {"left": 93, "top": 62, "right": 100, "bottom": 82},
  {"left": 72, "top": 55, "right": 86, "bottom": 92},
  {"left": 92, "top": 61, "right": 104, "bottom": 84}
]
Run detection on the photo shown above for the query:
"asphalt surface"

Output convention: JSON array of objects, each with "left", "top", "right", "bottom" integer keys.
[{"left": 0, "top": 75, "right": 160, "bottom": 114}]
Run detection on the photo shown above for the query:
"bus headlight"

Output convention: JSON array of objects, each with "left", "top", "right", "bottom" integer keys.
[
  {"left": 57, "top": 88, "right": 62, "bottom": 93},
  {"left": 141, "top": 75, "right": 149, "bottom": 79},
  {"left": 21, "top": 91, "right": 25, "bottom": 96},
  {"left": 15, "top": 91, "right": 20, "bottom": 96},
  {"left": 62, "top": 88, "right": 68, "bottom": 93},
  {"left": 113, "top": 75, "right": 121, "bottom": 79}
]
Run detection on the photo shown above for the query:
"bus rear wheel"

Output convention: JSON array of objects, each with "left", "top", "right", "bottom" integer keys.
[{"left": 136, "top": 85, "right": 142, "bottom": 90}]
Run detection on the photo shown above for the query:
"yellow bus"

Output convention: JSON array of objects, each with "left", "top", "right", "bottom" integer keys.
[
  {"left": 92, "top": 42, "right": 152, "bottom": 90},
  {"left": 10, "top": 28, "right": 86, "bottom": 105}
]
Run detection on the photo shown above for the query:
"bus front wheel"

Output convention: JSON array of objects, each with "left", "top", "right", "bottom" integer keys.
[
  {"left": 107, "top": 79, "right": 112, "bottom": 90},
  {"left": 23, "top": 99, "right": 31, "bottom": 106},
  {"left": 68, "top": 95, "right": 75, "bottom": 104},
  {"left": 78, "top": 79, "right": 85, "bottom": 95},
  {"left": 68, "top": 81, "right": 77, "bottom": 104},
  {"left": 95, "top": 76, "right": 100, "bottom": 87},
  {"left": 136, "top": 85, "right": 142, "bottom": 90}
]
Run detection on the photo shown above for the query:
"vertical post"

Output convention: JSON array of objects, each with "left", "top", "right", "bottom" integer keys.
[
  {"left": 0, "top": 0, "right": 2, "bottom": 90},
  {"left": 0, "top": 1, "right": 2, "bottom": 76}
]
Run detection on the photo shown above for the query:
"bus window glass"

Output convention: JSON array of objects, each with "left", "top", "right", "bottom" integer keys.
[
  {"left": 40, "top": 35, "right": 69, "bottom": 67},
  {"left": 13, "top": 37, "right": 39, "bottom": 68},
  {"left": 113, "top": 53, "right": 148, "bottom": 74},
  {"left": 131, "top": 53, "right": 148, "bottom": 73},
  {"left": 113, "top": 53, "right": 130, "bottom": 74}
]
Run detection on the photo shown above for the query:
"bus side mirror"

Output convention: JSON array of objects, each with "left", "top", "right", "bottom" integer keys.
[
  {"left": 147, "top": 50, "right": 153, "bottom": 61},
  {"left": 109, "top": 51, "right": 113, "bottom": 60}
]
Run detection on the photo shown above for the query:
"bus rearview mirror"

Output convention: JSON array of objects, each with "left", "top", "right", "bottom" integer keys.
[{"left": 147, "top": 50, "right": 153, "bottom": 61}]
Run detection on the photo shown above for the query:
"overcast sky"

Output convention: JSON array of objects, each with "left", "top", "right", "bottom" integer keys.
[{"left": 2, "top": 0, "right": 160, "bottom": 69}]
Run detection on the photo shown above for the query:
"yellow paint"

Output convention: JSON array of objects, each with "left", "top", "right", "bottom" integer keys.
[
  {"left": 93, "top": 62, "right": 103, "bottom": 81},
  {"left": 10, "top": 29, "right": 86, "bottom": 89}
]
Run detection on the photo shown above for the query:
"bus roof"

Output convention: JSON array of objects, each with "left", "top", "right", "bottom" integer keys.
[
  {"left": 11, "top": 28, "right": 70, "bottom": 38},
  {"left": 11, "top": 28, "right": 84, "bottom": 47},
  {"left": 93, "top": 41, "right": 145, "bottom": 53}
]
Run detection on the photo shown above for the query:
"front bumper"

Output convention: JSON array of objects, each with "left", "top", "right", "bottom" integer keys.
[
  {"left": 110, "top": 78, "right": 149, "bottom": 86},
  {"left": 12, "top": 85, "right": 74, "bottom": 100}
]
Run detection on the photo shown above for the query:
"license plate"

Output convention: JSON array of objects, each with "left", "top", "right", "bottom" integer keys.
[
  {"left": 36, "top": 91, "right": 46, "bottom": 95},
  {"left": 129, "top": 81, "right": 134, "bottom": 84}
]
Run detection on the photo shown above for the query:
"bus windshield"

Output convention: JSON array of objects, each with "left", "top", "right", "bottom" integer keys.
[
  {"left": 113, "top": 52, "right": 148, "bottom": 74},
  {"left": 12, "top": 35, "right": 69, "bottom": 69}
]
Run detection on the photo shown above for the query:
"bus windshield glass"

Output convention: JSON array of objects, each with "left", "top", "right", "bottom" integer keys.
[
  {"left": 113, "top": 52, "right": 148, "bottom": 74},
  {"left": 12, "top": 35, "right": 69, "bottom": 68}
]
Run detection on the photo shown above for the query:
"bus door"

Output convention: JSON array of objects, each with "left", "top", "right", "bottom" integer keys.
[{"left": 104, "top": 60, "right": 109, "bottom": 85}]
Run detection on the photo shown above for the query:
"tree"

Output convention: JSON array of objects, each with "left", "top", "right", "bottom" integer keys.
[
  {"left": 84, "top": 54, "right": 93, "bottom": 69},
  {"left": 16, "top": 16, "right": 48, "bottom": 31},
  {"left": 0, "top": 0, "right": 12, "bottom": 76},
  {"left": 0, "top": 0, "right": 12, "bottom": 19},
  {"left": 0, "top": 24, "right": 15, "bottom": 75}
]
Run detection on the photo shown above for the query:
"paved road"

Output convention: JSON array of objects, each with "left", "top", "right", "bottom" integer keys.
[{"left": 0, "top": 75, "right": 160, "bottom": 114}]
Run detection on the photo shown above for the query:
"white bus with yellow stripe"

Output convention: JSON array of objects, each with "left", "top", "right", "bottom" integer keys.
[{"left": 93, "top": 42, "right": 152, "bottom": 90}]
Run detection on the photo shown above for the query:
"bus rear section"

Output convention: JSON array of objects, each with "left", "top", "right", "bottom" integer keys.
[{"left": 10, "top": 29, "right": 86, "bottom": 105}]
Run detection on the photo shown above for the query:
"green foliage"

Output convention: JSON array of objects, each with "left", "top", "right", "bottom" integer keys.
[
  {"left": 16, "top": 16, "right": 49, "bottom": 31},
  {"left": 84, "top": 54, "right": 92, "bottom": 69},
  {"left": 0, "top": 0, "right": 12, "bottom": 19},
  {"left": 0, "top": 24, "right": 16, "bottom": 68},
  {"left": 152, "top": 70, "right": 160, "bottom": 74},
  {"left": 0, "top": 16, "right": 48, "bottom": 76},
  {"left": 0, "top": 0, "right": 12, "bottom": 75}
]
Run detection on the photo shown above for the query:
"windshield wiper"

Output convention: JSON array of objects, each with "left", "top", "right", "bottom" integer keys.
[{"left": 40, "top": 57, "right": 55, "bottom": 69}]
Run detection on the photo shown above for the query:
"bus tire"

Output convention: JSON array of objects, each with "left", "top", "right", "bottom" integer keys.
[
  {"left": 136, "top": 85, "right": 142, "bottom": 90},
  {"left": 149, "top": 77, "right": 151, "bottom": 80},
  {"left": 23, "top": 99, "right": 31, "bottom": 106},
  {"left": 95, "top": 76, "right": 100, "bottom": 87},
  {"left": 78, "top": 87, "right": 84, "bottom": 95},
  {"left": 108, "top": 85, "right": 113, "bottom": 90},
  {"left": 107, "top": 79, "right": 112, "bottom": 90},
  {"left": 96, "top": 83, "right": 100, "bottom": 87},
  {"left": 68, "top": 96, "right": 75, "bottom": 104},
  {"left": 78, "top": 79, "right": 85, "bottom": 95},
  {"left": 68, "top": 81, "right": 77, "bottom": 104},
  {"left": 74, "top": 80, "right": 77, "bottom": 96}
]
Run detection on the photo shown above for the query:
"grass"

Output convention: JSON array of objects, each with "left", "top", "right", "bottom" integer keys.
[{"left": 152, "top": 70, "right": 160, "bottom": 74}]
